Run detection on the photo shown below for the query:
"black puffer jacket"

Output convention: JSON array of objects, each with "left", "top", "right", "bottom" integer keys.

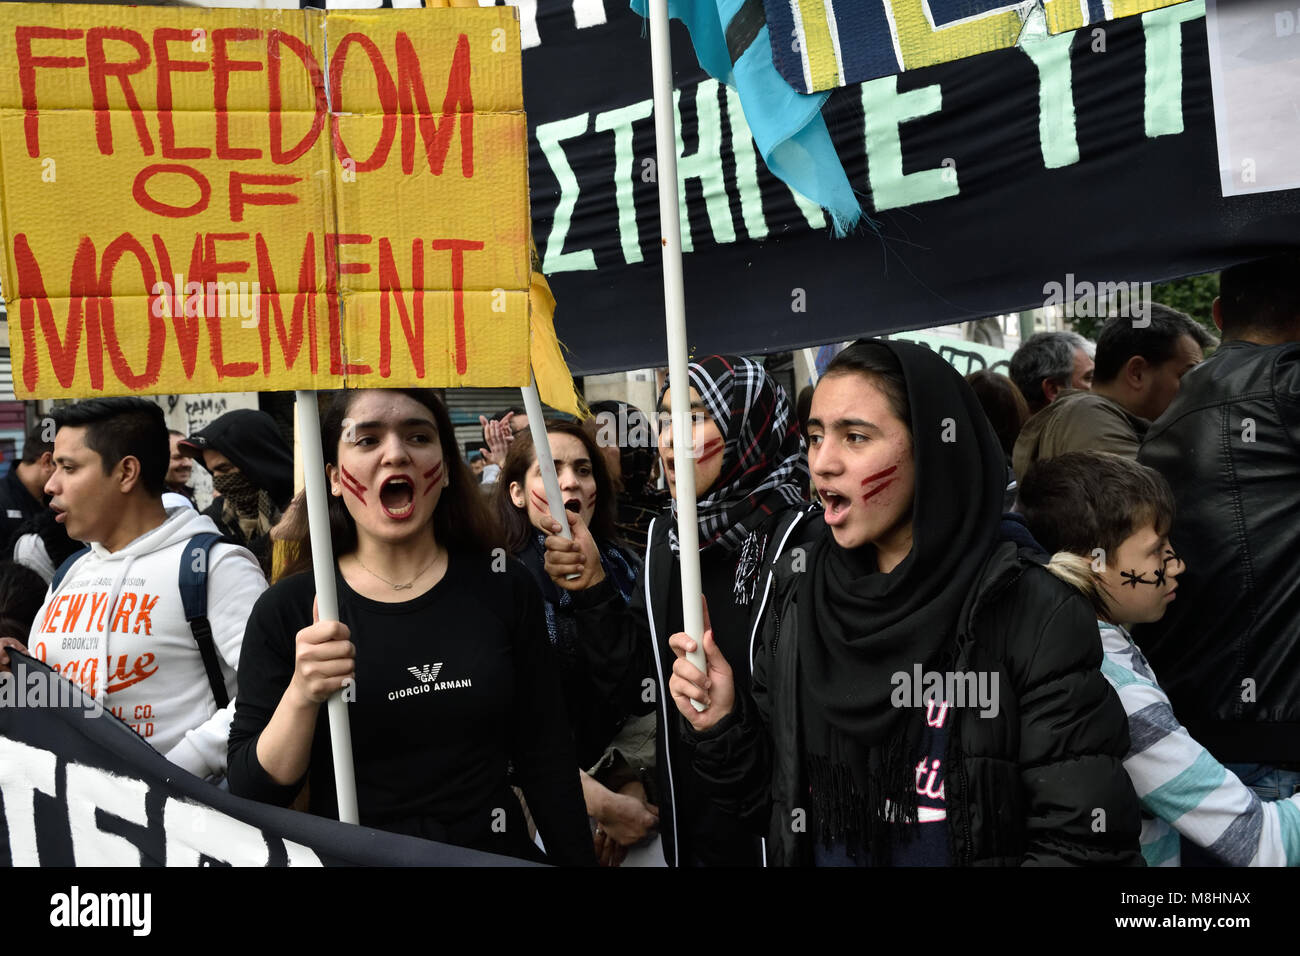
[
  {"left": 1136, "top": 341, "right": 1300, "bottom": 763},
  {"left": 683, "top": 523, "right": 1145, "bottom": 866},
  {"left": 570, "top": 506, "right": 820, "bottom": 867}
]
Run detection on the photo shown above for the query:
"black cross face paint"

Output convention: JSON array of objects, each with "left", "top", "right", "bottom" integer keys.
[
  {"left": 1122, "top": 547, "right": 1183, "bottom": 589},
  {"left": 1121, "top": 569, "right": 1157, "bottom": 589}
]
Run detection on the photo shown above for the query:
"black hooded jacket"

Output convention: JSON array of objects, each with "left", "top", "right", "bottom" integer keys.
[
  {"left": 185, "top": 410, "right": 293, "bottom": 572},
  {"left": 185, "top": 410, "right": 294, "bottom": 508},
  {"left": 682, "top": 514, "right": 1145, "bottom": 866}
]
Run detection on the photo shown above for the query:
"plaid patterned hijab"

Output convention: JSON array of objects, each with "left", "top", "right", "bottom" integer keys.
[{"left": 660, "top": 356, "right": 807, "bottom": 599}]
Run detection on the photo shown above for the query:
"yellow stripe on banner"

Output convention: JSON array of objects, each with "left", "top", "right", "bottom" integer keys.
[
  {"left": 1042, "top": 0, "right": 1089, "bottom": 34},
  {"left": 795, "top": 0, "right": 840, "bottom": 94},
  {"left": 889, "top": 0, "right": 1026, "bottom": 72},
  {"left": 1111, "top": 0, "right": 1190, "bottom": 18}
]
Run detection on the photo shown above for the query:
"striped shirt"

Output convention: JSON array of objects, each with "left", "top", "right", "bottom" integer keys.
[{"left": 1099, "top": 623, "right": 1300, "bottom": 866}]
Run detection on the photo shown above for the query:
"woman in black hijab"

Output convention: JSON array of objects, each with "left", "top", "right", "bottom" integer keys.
[{"left": 667, "top": 340, "right": 1143, "bottom": 865}]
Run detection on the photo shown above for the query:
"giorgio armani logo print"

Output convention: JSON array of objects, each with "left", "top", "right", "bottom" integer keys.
[
  {"left": 407, "top": 664, "right": 443, "bottom": 684},
  {"left": 389, "top": 663, "right": 472, "bottom": 701}
]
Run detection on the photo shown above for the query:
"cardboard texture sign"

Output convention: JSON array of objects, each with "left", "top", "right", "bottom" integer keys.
[{"left": 0, "top": 3, "right": 536, "bottom": 400}]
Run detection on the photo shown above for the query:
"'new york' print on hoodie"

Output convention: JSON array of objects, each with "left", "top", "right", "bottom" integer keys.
[{"left": 26, "top": 507, "right": 267, "bottom": 780}]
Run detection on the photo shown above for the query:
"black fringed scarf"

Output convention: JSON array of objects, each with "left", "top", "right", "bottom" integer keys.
[{"left": 797, "top": 341, "right": 1006, "bottom": 863}]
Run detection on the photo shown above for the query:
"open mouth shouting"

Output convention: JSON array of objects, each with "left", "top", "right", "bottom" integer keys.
[
  {"left": 819, "top": 487, "right": 851, "bottom": 525},
  {"left": 529, "top": 489, "right": 583, "bottom": 515},
  {"left": 379, "top": 475, "right": 416, "bottom": 520}
]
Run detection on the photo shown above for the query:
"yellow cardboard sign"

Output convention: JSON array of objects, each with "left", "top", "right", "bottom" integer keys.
[{"left": 0, "top": 3, "right": 533, "bottom": 399}]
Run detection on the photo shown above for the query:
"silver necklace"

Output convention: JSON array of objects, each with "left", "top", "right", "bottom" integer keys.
[{"left": 355, "top": 550, "right": 441, "bottom": 590}]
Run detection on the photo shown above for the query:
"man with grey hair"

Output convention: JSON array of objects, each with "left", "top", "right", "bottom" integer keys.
[
  {"left": 1013, "top": 306, "right": 1216, "bottom": 476},
  {"left": 1009, "top": 331, "right": 1095, "bottom": 415}
]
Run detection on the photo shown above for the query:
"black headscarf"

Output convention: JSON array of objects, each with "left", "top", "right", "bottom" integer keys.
[{"left": 797, "top": 340, "right": 1006, "bottom": 856}]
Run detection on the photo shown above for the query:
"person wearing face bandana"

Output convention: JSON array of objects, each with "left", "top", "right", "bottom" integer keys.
[
  {"left": 543, "top": 355, "right": 816, "bottom": 867},
  {"left": 181, "top": 410, "right": 294, "bottom": 579}
]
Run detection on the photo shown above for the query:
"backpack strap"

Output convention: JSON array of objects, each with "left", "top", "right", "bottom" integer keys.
[
  {"left": 179, "top": 532, "right": 230, "bottom": 710},
  {"left": 50, "top": 547, "right": 91, "bottom": 592}
]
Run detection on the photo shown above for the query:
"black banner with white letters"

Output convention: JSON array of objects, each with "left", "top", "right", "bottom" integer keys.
[{"left": 512, "top": 1, "right": 1298, "bottom": 373}]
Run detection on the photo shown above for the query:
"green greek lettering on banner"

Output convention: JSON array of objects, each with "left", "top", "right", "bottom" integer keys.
[
  {"left": 723, "top": 86, "right": 770, "bottom": 241},
  {"left": 724, "top": 87, "right": 825, "bottom": 237},
  {"left": 1143, "top": 0, "right": 1203, "bottom": 138},
  {"left": 1020, "top": 29, "right": 1079, "bottom": 169},
  {"left": 674, "top": 79, "right": 736, "bottom": 254},
  {"left": 595, "top": 99, "right": 654, "bottom": 265},
  {"left": 537, "top": 112, "right": 596, "bottom": 273},
  {"left": 860, "top": 76, "right": 958, "bottom": 212}
]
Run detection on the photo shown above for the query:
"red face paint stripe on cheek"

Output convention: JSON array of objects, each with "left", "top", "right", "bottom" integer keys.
[
  {"left": 695, "top": 438, "right": 724, "bottom": 465},
  {"left": 861, "top": 465, "right": 898, "bottom": 486},
  {"left": 422, "top": 463, "right": 443, "bottom": 497},
  {"left": 530, "top": 490, "right": 549, "bottom": 511},
  {"left": 339, "top": 466, "right": 367, "bottom": 504},
  {"left": 862, "top": 479, "right": 895, "bottom": 503}
]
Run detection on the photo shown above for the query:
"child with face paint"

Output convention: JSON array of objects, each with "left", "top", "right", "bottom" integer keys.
[
  {"left": 665, "top": 341, "right": 1143, "bottom": 866},
  {"left": 494, "top": 421, "right": 655, "bottom": 866},
  {"left": 228, "top": 389, "right": 594, "bottom": 865},
  {"left": 1020, "top": 451, "right": 1300, "bottom": 866},
  {"left": 543, "top": 356, "right": 813, "bottom": 867}
]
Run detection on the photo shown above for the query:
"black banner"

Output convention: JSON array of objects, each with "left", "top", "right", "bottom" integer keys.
[
  {"left": 517, "top": 2, "right": 1299, "bottom": 373},
  {"left": 0, "top": 654, "right": 529, "bottom": 867}
]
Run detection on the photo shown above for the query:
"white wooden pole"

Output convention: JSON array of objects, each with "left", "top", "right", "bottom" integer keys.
[
  {"left": 295, "top": 391, "right": 360, "bottom": 825},
  {"left": 520, "top": 372, "right": 580, "bottom": 581},
  {"left": 648, "top": 0, "right": 706, "bottom": 709}
]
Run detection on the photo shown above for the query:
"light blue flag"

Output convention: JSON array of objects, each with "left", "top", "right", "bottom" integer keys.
[{"left": 631, "top": 0, "right": 863, "bottom": 235}]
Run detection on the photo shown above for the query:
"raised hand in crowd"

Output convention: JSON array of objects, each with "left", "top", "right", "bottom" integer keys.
[
  {"left": 0, "top": 636, "right": 28, "bottom": 673},
  {"left": 541, "top": 510, "right": 605, "bottom": 590},
  {"left": 668, "top": 602, "right": 735, "bottom": 734},
  {"left": 478, "top": 412, "right": 516, "bottom": 467}
]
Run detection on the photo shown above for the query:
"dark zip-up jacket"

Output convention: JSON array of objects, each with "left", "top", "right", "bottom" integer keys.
[
  {"left": 682, "top": 523, "right": 1145, "bottom": 866},
  {"left": 570, "top": 506, "right": 819, "bottom": 867},
  {"left": 0, "top": 466, "right": 45, "bottom": 559},
  {"left": 1136, "top": 341, "right": 1300, "bottom": 763}
]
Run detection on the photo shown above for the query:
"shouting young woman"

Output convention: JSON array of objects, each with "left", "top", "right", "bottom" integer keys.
[
  {"left": 495, "top": 420, "right": 656, "bottom": 866},
  {"left": 667, "top": 341, "right": 1143, "bottom": 866},
  {"left": 228, "top": 389, "right": 594, "bottom": 865},
  {"left": 543, "top": 355, "right": 814, "bottom": 866}
]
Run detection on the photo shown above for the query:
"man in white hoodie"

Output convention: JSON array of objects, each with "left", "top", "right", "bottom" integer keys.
[{"left": 18, "top": 398, "right": 266, "bottom": 782}]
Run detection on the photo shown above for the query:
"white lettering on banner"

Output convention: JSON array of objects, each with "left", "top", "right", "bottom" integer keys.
[
  {"left": 0, "top": 738, "right": 326, "bottom": 867},
  {"left": 66, "top": 762, "right": 150, "bottom": 866},
  {"left": 163, "top": 798, "right": 270, "bottom": 866},
  {"left": 0, "top": 736, "right": 58, "bottom": 865}
]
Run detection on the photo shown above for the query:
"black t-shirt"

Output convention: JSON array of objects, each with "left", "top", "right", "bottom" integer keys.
[{"left": 227, "top": 552, "right": 594, "bottom": 866}]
